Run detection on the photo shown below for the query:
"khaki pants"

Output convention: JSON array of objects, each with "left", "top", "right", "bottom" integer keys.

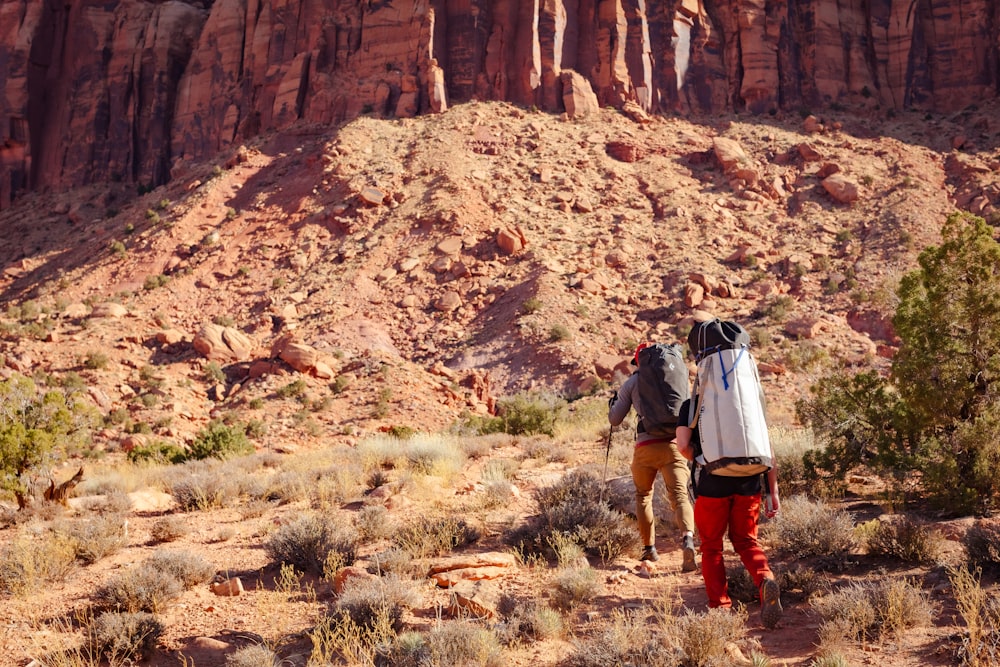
[{"left": 630, "top": 440, "right": 695, "bottom": 546}]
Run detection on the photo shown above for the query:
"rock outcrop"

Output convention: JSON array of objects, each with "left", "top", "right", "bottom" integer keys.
[{"left": 0, "top": 0, "right": 998, "bottom": 207}]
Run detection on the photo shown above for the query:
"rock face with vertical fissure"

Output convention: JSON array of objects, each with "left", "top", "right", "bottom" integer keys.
[{"left": 0, "top": 0, "right": 997, "bottom": 207}]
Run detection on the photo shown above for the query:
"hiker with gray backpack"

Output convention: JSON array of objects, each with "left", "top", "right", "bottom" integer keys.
[
  {"left": 676, "top": 318, "right": 782, "bottom": 629},
  {"left": 608, "top": 342, "right": 698, "bottom": 571}
]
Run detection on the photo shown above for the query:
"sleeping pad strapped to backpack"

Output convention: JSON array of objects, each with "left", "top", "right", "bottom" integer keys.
[
  {"left": 636, "top": 343, "right": 690, "bottom": 438},
  {"left": 687, "top": 319, "right": 772, "bottom": 476}
]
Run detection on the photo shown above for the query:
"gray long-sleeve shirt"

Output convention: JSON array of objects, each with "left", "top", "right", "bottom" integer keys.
[{"left": 608, "top": 373, "right": 667, "bottom": 444}]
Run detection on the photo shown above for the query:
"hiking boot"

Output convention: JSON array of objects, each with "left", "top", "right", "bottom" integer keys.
[
  {"left": 681, "top": 535, "right": 697, "bottom": 572},
  {"left": 640, "top": 545, "right": 659, "bottom": 562},
  {"left": 760, "top": 577, "right": 782, "bottom": 629}
]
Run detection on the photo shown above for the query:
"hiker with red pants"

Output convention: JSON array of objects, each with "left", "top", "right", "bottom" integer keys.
[
  {"left": 676, "top": 318, "right": 782, "bottom": 629},
  {"left": 608, "top": 342, "right": 698, "bottom": 571}
]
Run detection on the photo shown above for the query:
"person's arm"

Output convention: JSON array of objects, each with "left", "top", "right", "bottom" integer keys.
[
  {"left": 764, "top": 467, "right": 780, "bottom": 518},
  {"left": 676, "top": 425, "right": 694, "bottom": 461},
  {"left": 608, "top": 376, "right": 635, "bottom": 426}
]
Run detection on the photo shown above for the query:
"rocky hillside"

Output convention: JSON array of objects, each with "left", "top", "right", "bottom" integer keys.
[
  {"left": 1, "top": 99, "right": 998, "bottom": 451},
  {"left": 2, "top": 0, "right": 998, "bottom": 206}
]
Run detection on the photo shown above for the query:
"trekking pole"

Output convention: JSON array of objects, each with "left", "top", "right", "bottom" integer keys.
[{"left": 599, "top": 425, "right": 613, "bottom": 505}]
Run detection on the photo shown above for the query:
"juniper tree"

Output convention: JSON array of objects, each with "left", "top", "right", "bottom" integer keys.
[{"left": 799, "top": 212, "right": 1000, "bottom": 514}]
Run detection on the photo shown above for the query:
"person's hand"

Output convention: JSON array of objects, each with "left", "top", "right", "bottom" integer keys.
[{"left": 764, "top": 490, "right": 780, "bottom": 519}]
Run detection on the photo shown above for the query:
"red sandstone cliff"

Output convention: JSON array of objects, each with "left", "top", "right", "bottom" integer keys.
[{"left": 0, "top": 0, "right": 997, "bottom": 207}]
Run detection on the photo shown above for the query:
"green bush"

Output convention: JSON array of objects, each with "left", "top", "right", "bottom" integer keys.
[
  {"left": 468, "top": 392, "right": 565, "bottom": 436},
  {"left": 128, "top": 440, "right": 188, "bottom": 465},
  {"left": 188, "top": 420, "right": 254, "bottom": 460},
  {"left": 798, "top": 213, "right": 1000, "bottom": 514},
  {"left": 0, "top": 373, "right": 97, "bottom": 506},
  {"left": 94, "top": 564, "right": 184, "bottom": 613}
]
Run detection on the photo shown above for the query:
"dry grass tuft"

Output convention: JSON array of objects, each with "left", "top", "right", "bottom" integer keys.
[
  {"left": 950, "top": 565, "right": 1000, "bottom": 666},
  {"left": 0, "top": 531, "right": 77, "bottom": 596}
]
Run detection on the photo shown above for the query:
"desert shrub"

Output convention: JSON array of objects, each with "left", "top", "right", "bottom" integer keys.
[
  {"left": 84, "top": 350, "right": 110, "bottom": 369},
  {"left": 769, "top": 426, "right": 821, "bottom": 495},
  {"left": 146, "top": 550, "right": 214, "bottom": 587},
  {"left": 724, "top": 565, "right": 759, "bottom": 604},
  {"left": 777, "top": 564, "right": 830, "bottom": 602},
  {"left": 149, "top": 515, "right": 190, "bottom": 542},
  {"left": 94, "top": 563, "right": 184, "bottom": 612},
  {"left": 521, "top": 297, "right": 542, "bottom": 315},
  {"left": 950, "top": 565, "right": 1000, "bottom": 666},
  {"left": 860, "top": 515, "right": 944, "bottom": 563},
  {"left": 422, "top": 622, "right": 504, "bottom": 667},
  {"left": 354, "top": 504, "right": 393, "bottom": 542},
  {"left": 335, "top": 575, "right": 418, "bottom": 633},
  {"left": 392, "top": 515, "right": 479, "bottom": 559},
  {"left": 812, "top": 577, "right": 932, "bottom": 643},
  {"left": 276, "top": 379, "right": 308, "bottom": 399},
  {"left": 225, "top": 643, "right": 279, "bottom": 667},
  {"left": 963, "top": 519, "right": 1000, "bottom": 570},
  {"left": 167, "top": 465, "right": 241, "bottom": 511},
  {"left": 467, "top": 392, "right": 565, "bottom": 436},
  {"left": 0, "top": 532, "right": 77, "bottom": 595},
  {"left": 763, "top": 495, "right": 855, "bottom": 564},
  {"left": 496, "top": 595, "right": 564, "bottom": 644},
  {"left": 667, "top": 607, "right": 748, "bottom": 667},
  {"left": 549, "top": 324, "right": 572, "bottom": 341},
  {"left": 128, "top": 440, "right": 188, "bottom": 465},
  {"left": 367, "top": 547, "right": 421, "bottom": 578},
  {"left": 61, "top": 515, "right": 129, "bottom": 564},
  {"left": 799, "top": 213, "right": 1000, "bottom": 514},
  {"left": 188, "top": 419, "right": 254, "bottom": 460},
  {"left": 87, "top": 611, "right": 163, "bottom": 662},
  {"left": 507, "top": 469, "right": 637, "bottom": 564},
  {"left": 551, "top": 566, "right": 600, "bottom": 610},
  {"left": 265, "top": 514, "right": 358, "bottom": 575},
  {"left": 563, "top": 609, "right": 674, "bottom": 667}
]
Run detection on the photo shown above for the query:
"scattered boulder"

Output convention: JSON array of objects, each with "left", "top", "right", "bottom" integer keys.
[
  {"left": 712, "top": 137, "right": 749, "bottom": 172},
  {"left": 606, "top": 140, "right": 645, "bottom": 162},
  {"left": 210, "top": 577, "right": 244, "bottom": 597},
  {"left": 358, "top": 187, "right": 386, "bottom": 206},
  {"left": 90, "top": 303, "right": 128, "bottom": 319},
  {"left": 822, "top": 173, "right": 859, "bottom": 204},
  {"left": 434, "top": 291, "right": 462, "bottom": 312},
  {"left": 193, "top": 323, "right": 254, "bottom": 362},
  {"left": 497, "top": 227, "right": 527, "bottom": 254},
  {"left": 446, "top": 579, "right": 501, "bottom": 619},
  {"left": 561, "top": 70, "right": 600, "bottom": 119}
]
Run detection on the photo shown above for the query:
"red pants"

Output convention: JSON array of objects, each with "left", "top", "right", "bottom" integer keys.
[{"left": 694, "top": 493, "right": 773, "bottom": 609}]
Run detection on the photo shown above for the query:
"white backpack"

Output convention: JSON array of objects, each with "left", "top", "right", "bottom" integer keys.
[{"left": 690, "top": 347, "right": 772, "bottom": 476}]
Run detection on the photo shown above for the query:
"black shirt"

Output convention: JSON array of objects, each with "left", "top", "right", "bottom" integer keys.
[{"left": 678, "top": 398, "right": 763, "bottom": 498}]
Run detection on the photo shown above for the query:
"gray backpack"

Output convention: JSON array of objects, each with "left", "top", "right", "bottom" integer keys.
[{"left": 636, "top": 343, "right": 690, "bottom": 438}]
